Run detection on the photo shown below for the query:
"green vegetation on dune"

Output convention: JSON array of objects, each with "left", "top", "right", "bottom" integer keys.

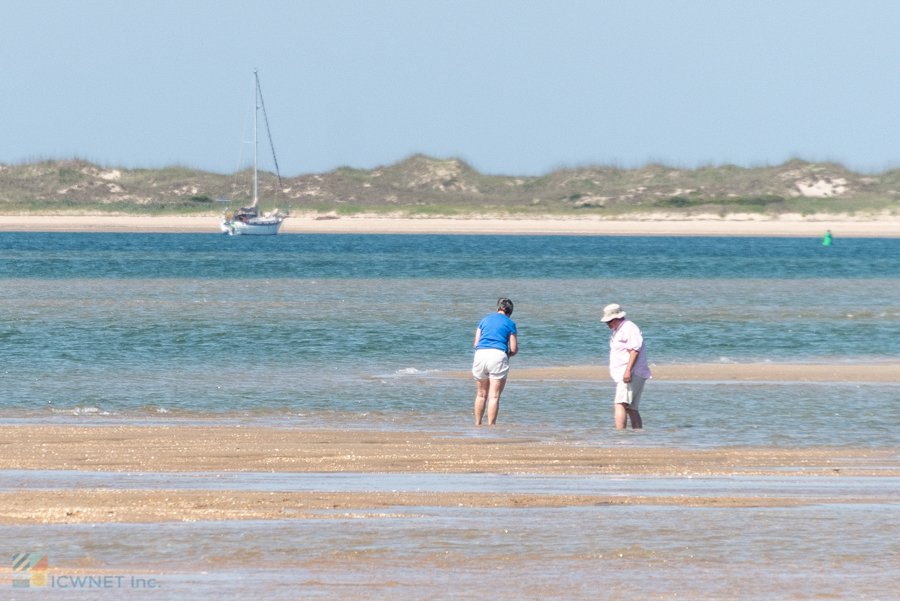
[
  {"left": 1, "top": 155, "right": 899, "bottom": 217},
  {"left": 0, "top": 199, "right": 223, "bottom": 215},
  {"left": 656, "top": 194, "right": 785, "bottom": 210}
]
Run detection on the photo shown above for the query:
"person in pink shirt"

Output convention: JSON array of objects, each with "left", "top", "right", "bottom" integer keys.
[{"left": 600, "top": 303, "right": 651, "bottom": 429}]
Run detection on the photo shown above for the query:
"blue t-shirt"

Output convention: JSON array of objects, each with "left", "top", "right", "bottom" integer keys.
[{"left": 476, "top": 313, "right": 517, "bottom": 353}]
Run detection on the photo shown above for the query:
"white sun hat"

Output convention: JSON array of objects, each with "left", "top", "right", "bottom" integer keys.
[{"left": 600, "top": 303, "right": 627, "bottom": 322}]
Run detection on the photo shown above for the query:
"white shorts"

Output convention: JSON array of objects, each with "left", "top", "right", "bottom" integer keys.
[
  {"left": 614, "top": 374, "right": 646, "bottom": 410},
  {"left": 472, "top": 349, "right": 510, "bottom": 381}
]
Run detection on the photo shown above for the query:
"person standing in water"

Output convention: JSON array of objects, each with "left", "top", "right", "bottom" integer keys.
[
  {"left": 601, "top": 303, "right": 651, "bottom": 429},
  {"left": 472, "top": 298, "right": 518, "bottom": 425}
]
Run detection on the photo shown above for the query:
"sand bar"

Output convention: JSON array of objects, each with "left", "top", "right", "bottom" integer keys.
[
  {"left": 0, "top": 489, "right": 883, "bottom": 525},
  {"left": 1, "top": 426, "right": 895, "bottom": 476},
  {"left": 446, "top": 364, "right": 900, "bottom": 382},
  {"left": 2, "top": 426, "right": 896, "bottom": 525},
  {"left": 2, "top": 214, "right": 900, "bottom": 236}
]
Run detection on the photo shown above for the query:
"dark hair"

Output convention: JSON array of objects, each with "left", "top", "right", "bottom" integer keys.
[{"left": 497, "top": 297, "right": 514, "bottom": 316}]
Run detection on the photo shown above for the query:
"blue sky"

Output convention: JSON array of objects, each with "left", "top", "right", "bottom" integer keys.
[{"left": 3, "top": 1, "right": 900, "bottom": 176}]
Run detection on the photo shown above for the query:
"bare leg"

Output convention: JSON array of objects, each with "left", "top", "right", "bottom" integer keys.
[
  {"left": 627, "top": 408, "right": 642, "bottom": 429},
  {"left": 474, "top": 379, "right": 489, "bottom": 425},
  {"left": 614, "top": 403, "right": 628, "bottom": 429},
  {"left": 486, "top": 378, "right": 507, "bottom": 425}
]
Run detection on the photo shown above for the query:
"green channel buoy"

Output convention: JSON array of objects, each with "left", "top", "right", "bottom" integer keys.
[{"left": 822, "top": 230, "right": 833, "bottom": 246}]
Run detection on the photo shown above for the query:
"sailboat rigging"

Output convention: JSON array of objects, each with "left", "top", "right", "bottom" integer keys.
[{"left": 221, "top": 70, "right": 287, "bottom": 235}]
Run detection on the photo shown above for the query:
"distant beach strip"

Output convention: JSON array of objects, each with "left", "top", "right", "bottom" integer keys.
[
  {"left": 446, "top": 364, "right": 900, "bottom": 382},
  {"left": 3, "top": 214, "right": 900, "bottom": 236}
]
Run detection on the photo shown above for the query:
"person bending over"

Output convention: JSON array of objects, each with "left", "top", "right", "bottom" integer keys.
[{"left": 472, "top": 298, "right": 518, "bottom": 425}]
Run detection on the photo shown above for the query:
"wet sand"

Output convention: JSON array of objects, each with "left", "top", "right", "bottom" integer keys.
[
  {"left": 1, "top": 426, "right": 897, "bottom": 476},
  {"left": 2, "top": 426, "right": 896, "bottom": 525},
  {"left": 0, "top": 489, "right": 881, "bottom": 525},
  {"left": 449, "top": 363, "right": 900, "bottom": 382},
  {"left": 2, "top": 214, "right": 900, "bottom": 236}
]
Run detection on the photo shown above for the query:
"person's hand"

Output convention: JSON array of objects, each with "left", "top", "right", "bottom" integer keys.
[{"left": 623, "top": 370, "right": 632, "bottom": 383}]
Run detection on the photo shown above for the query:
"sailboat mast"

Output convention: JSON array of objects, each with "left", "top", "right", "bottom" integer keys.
[{"left": 253, "top": 69, "right": 259, "bottom": 205}]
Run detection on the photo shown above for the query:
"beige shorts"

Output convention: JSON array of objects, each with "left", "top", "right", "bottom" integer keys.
[
  {"left": 614, "top": 374, "right": 646, "bottom": 410},
  {"left": 472, "top": 349, "right": 510, "bottom": 381}
]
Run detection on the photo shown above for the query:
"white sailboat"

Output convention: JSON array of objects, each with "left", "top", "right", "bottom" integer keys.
[{"left": 221, "top": 70, "right": 287, "bottom": 236}]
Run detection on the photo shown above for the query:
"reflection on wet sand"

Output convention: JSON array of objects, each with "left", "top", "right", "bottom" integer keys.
[{"left": 3, "top": 505, "right": 898, "bottom": 600}]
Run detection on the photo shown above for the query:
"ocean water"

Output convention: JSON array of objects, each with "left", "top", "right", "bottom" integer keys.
[
  {"left": 1, "top": 233, "right": 899, "bottom": 447},
  {"left": 4, "top": 233, "right": 899, "bottom": 600}
]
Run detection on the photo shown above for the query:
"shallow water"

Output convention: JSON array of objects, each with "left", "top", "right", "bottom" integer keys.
[
  {"left": 2, "top": 234, "right": 900, "bottom": 448},
  {"left": 5, "top": 504, "right": 899, "bottom": 600},
  {"left": 4, "top": 277, "right": 900, "bottom": 373},
  {"left": 2, "top": 470, "right": 898, "bottom": 497},
  {"left": 3, "top": 378, "right": 899, "bottom": 448}
]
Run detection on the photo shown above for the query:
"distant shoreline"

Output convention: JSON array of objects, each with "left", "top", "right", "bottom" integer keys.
[{"left": 2, "top": 213, "right": 900, "bottom": 236}]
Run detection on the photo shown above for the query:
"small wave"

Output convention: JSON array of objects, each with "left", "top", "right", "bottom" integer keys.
[
  {"left": 395, "top": 368, "right": 442, "bottom": 375},
  {"left": 51, "top": 406, "right": 111, "bottom": 416}
]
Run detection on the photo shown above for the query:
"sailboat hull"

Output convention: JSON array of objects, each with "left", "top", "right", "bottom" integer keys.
[{"left": 221, "top": 218, "right": 284, "bottom": 235}]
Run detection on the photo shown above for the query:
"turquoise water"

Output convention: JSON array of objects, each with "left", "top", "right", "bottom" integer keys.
[
  {"left": 3, "top": 233, "right": 900, "bottom": 279},
  {"left": 2, "top": 234, "right": 899, "bottom": 447}
]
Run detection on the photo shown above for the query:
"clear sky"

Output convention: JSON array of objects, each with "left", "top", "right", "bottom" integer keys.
[{"left": 3, "top": 1, "right": 899, "bottom": 176}]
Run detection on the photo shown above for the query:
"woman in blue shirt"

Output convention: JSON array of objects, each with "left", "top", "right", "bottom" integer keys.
[{"left": 472, "top": 298, "right": 518, "bottom": 425}]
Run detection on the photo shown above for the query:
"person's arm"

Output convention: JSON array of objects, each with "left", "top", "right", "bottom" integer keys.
[
  {"left": 473, "top": 328, "right": 481, "bottom": 349},
  {"left": 622, "top": 349, "right": 639, "bottom": 383},
  {"left": 507, "top": 334, "right": 518, "bottom": 358}
]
